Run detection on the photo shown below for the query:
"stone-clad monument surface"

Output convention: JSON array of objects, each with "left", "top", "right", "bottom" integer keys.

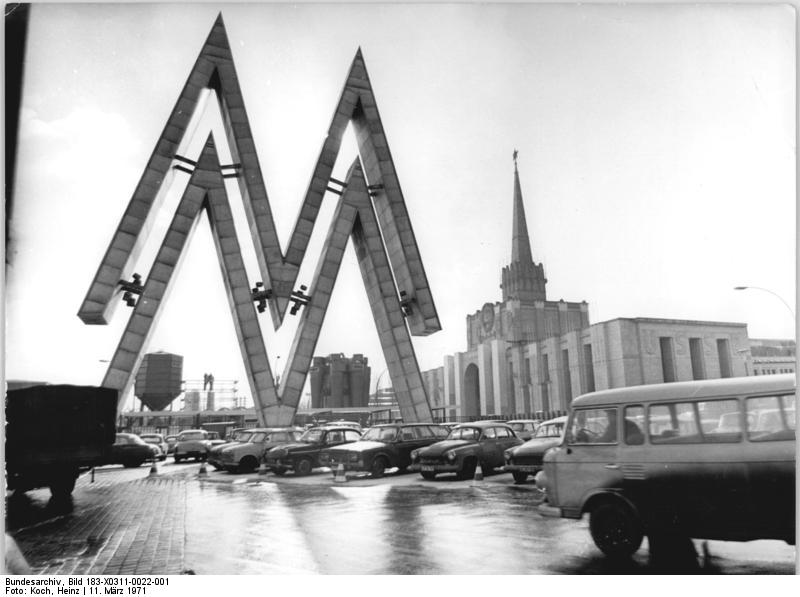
[{"left": 78, "top": 15, "right": 440, "bottom": 426}]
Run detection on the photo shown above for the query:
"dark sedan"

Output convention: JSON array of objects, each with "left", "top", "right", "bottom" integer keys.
[
  {"left": 409, "top": 421, "right": 522, "bottom": 480},
  {"left": 264, "top": 426, "right": 362, "bottom": 476},
  {"left": 319, "top": 423, "right": 449, "bottom": 478},
  {"left": 109, "top": 433, "right": 158, "bottom": 468},
  {"left": 503, "top": 415, "right": 567, "bottom": 483}
]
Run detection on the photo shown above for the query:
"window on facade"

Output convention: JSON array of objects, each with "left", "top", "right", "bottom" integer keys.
[
  {"left": 717, "top": 338, "right": 732, "bottom": 378},
  {"left": 660, "top": 337, "right": 676, "bottom": 382},
  {"left": 568, "top": 408, "right": 617, "bottom": 444},
  {"left": 562, "top": 349, "right": 572, "bottom": 404},
  {"left": 583, "top": 344, "right": 596, "bottom": 393},
  {"left": 541, "top": 354, "right": 550, "bottom": 412},
  {"left": 689, "top": 337, "right": 705, "bottom": 380},
  {"left": 508, "top": 361, "right": 515, "bottom": 402}
]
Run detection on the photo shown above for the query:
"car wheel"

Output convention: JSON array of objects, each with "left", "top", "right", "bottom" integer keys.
[
  {"left": 589, "top": 502, "right": 644, "bottom": 559},
  {"left": 512, "top": 471, "right": 528, "bottom": 484},
  {"left": 295, "top": 457, "right": 313, "bottom": 476},
  {"left": 457, "top": 458, "right": 477, "bottom": 480},
  {"left": 174, "top": 455, "right": 182, "bottom": 463},
  {"left": 421, "top": 471, "right": 437, "bottom": 480},
  {"left": 370, "top": 456, "right": 389, "bottom": 479},
  {"left": 271, "top": 467, "right": 286, "bottom": 476},
  {"left": 238, "top": 456, "right": 258, "bottom": 474}
]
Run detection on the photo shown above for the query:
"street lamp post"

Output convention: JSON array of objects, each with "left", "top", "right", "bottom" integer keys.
[
  {"left": 733, "top": 286, "right": 795, "bottom": 322},
  {"left": 372, "top": 368, "right": 389, "bottom": 404}
]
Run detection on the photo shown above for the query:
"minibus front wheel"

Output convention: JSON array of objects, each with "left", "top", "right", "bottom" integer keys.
[{"left": 589, "top": 501, "right": 644, "bottom": 559}]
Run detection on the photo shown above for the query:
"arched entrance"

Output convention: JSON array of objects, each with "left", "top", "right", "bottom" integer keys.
[{"left": 463, "top": 363, "right": 480, "bottom": 417}]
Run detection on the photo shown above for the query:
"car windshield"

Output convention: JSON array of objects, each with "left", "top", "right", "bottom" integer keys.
[
  {"left": 179, "top": 432, "right": 205, "bottom": 441},
  {"left": 361, "top": 427, "right": 398, "bottom": 442},
  {"left": 446, "top": 427, "right": 480, "bottom": 441},
  {"left": 249, "top": 432, "right": 268, "bottom": 443},
  {"left": 232, "top": 431, "right": 251, "bottom": 442},
  {"left": 300, "top": 429, "right": 324, "bottom": 443},
  {"left": 534, "top": 424, "right": 562, "bottom": 438}
]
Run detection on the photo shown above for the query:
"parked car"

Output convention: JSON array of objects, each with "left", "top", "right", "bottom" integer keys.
[
  {"left": 503, "top": 416, "right": 567, "bottom": 483},
  {"left": 110, "top": 433, "right": 158, "bottom": 468},
  {"left": 409, "top": 421, "right": 522, "bottom": 480},
  {"left": 507, "top": 419, "right": 540, "bottom": 441},
  {"left": 217, "top": 427, "right": 303, "bottom": 473},
  {"left": 139, "top": 433, "right": 168, "bottom": 461},
  {"left": 264, "top": 426, "right": 362, "bottom": 476},
  {"left": 165, "top": 435, "right": 179, "bottom": 454},
  {"left": 173, "top": 429, "right": 212, "bottom": 462},
  {"left": 207, "top": 428, "right": 251, "bottom": 469},
  {"left": 319, "top": 423, "right": 450, "bottom": 478},
  {"left": 206, "top": 431, "right": 227, "bottom": 448},
  {"left": 324, "top": 420, "right": 363, "bottom": 432}
]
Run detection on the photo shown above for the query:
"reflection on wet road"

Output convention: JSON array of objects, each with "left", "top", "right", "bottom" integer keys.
[{"left": 183, "top": 480, "right": 795, "bottom": 574}]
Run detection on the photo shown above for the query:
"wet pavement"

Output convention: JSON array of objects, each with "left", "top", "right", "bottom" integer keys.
[{"left": 6, "top": 462, "right": 796, "bottom": 575}]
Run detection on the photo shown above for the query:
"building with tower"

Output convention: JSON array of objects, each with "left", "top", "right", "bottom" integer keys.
[{"left": 423, "top": 154, "right": 752, "bottom": 420}]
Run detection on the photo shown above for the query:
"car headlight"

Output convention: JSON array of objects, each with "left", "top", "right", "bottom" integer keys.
[
  {"left": 271, "top": 449, "right": 287, "bottom": 459},
  {"left": 410, "top": 450, "right": 419, "bottom": 461},
  {"left": 349, "top": 453, "right": 359, "bottom": 463},
  {"left": 446, "top": 451, "right": 456, "bottom": 461},
  {"left": 504, "top": 449, "right": 513, "bottom": 460}
]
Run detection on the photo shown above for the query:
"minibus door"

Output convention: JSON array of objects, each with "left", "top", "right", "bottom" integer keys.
[{"left": 557, "top": 408, "right": 624, "bottom": 516}]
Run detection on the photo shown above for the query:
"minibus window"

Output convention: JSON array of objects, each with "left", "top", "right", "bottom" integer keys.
[
  {"left": 624, "top": 406, "right": 644, "bottom": 445},
  {"left": 568, "top": 408, "right": 617, "bottom": 444},
  {"left": 650, "top": 403, "right": 698, "bottom": 443},
  {"left": 697, "top": 399, "right": 741, "bottom": 442},
  {"left": 747, "top": 395, "right": 796, "bottom": 441}
]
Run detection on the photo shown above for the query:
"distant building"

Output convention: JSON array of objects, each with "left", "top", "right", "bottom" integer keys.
[
  {"left": 424, "top": 158, "right": 755, "bottom": 419},
  {"left": 309, "top": 353, "right": 371, "bottom": 409},
  {"left": 749, "top": 338, "right": 796, "bottom": 376}
]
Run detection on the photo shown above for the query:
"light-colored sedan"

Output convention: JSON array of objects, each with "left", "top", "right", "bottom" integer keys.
[
  {"left": 218, "top": 427, "right": 303, "bottom": 473},
  {"left": 139, "top": 433, "right": 168, "bottom": 461}
]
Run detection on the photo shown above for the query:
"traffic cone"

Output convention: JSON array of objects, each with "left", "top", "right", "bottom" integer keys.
[
  {"left": 148, "top": 460, "right": 159, "bottom": 477},
  {"left": 198, "top": 461, "right": 208, "bottom": 476},
  {"left": 473, "top": 463, "right": 484, "bottom": 482},
  {"left": 333, "top": 463, "right": 347, "bottom": 483}
]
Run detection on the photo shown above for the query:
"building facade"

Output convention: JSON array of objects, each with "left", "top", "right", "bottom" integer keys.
[
  {"left": 749, "top": 338, "right": 796, "bottom": 376},
  {"left": 424, "top": 158, "right": 752, "bottom": 419},
  {"left": 309, "top": 353, "right": 371, "bottom": 409}
]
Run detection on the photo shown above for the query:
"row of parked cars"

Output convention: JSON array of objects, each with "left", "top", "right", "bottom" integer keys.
[
  {"left": 107, "top": 429, "right": 228, "bottom": 468},
  {"left": 170, "top": 417, "right": 568, "bottom": 482}
]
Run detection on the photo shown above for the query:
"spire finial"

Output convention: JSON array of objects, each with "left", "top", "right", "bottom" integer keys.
[{"left": 513, "top": 148, "right": 518, "bottom": 170}]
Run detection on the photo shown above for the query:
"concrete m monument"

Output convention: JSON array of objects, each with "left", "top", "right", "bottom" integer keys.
[{"left": 78, "top": 15, "right": 440, "bottom": 426}]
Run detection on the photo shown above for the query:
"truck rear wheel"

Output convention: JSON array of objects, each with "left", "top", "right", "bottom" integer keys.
[{"left": 49, "top": 471, "right": 77, "bottom": 499}]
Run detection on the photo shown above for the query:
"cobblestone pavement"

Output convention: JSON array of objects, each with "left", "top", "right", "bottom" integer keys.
[{"left": 6, "top": 464, "right": 796, "bottom": 575}]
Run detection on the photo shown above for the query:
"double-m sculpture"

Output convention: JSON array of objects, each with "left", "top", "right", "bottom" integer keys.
[{"left": 78, "top": 15, "right": 440, "bottom": 427}]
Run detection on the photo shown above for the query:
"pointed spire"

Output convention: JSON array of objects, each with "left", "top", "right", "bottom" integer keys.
[
  {"left": 511, "top": 150, "right": 533, "bottom": 265},
  {"left": 501, "top": 150, "right": 547, "bottom": 303}
]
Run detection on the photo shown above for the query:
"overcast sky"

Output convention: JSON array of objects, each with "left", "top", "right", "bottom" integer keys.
[{"left": 5, "top": 3, "right": 795, "bottom": 410}]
